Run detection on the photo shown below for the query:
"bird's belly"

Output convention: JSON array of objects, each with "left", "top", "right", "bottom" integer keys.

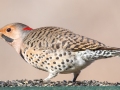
[
  {"left": 21, "top": 48, "right": 94, "bottom": 74},
  {"left": 60, "top": 58, "right": 93, "bottom": 74}
]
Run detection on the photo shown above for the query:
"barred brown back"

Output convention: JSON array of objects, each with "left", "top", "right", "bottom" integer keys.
[{"left": 23, "top": 26, "right": 119, "bottom": 52}]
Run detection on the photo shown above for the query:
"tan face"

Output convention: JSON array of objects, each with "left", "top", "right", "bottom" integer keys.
[{"left": 0, "top": 24, "right": 21, "bottom": 42}]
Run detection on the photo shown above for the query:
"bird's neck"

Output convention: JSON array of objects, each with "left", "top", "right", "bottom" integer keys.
[
  {"left": 12, "top": 31, "right": 31, "bottom": 53},
  {"left": 11, "top": 38, "right": 23, "bottom": 53}
]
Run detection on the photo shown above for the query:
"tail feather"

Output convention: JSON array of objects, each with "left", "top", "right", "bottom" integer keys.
[{"left": 80, "top": 48, "right": 120, "bottom": 61}]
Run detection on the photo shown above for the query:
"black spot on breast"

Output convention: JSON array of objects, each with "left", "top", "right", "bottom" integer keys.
[
  {"left": 64, "top": 52, "right": 66, "bottom": 56},
  {"left": 59, "top": 54, "right": 62, "bottom": 57},
  {"left": 63, "top": 65, "right": 66, "bottom": 68},
  {"left": 31, "top": 57, "right": 33, "bottom": 60},
  {"left": 59, "top": 68, "right": 62, "bottom": 70},
  {"left": 55, "top": 67, "right": 57, "bottom": 69},
  {"left": 56, "top": 57, "right": 59, "bottom": 60},
  {"left": 35, "top": 61, "right": 38, "bottom": 63},
  {"left": 58, "top": 65, "right": 61, "bottom": 67},
  {"left": 66, "top": 59, "right": 69, "bottom": 62},
  {"left": 53, "top": 62, "right": 56, "bottom": 64},
  {"left": 44, "top": 61, "right": 47, "bottom": 63},
  {"left": 46, "top": 58, "right": 49, "bottom": 60},
  {"left": 51, "top": 66, "right": 53, "bottom": 68},
  {"left": 61, "top": 62, "right": 64, "bottom": 64}
]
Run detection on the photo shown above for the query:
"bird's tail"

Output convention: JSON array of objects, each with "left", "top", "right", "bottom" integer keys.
[{"left": 81, "top": 46, "right": 120, "bottom": 61}]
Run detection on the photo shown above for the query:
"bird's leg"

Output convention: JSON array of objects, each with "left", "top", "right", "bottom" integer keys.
[
  {"left": 43, "top": 72, "right": 58, "bottom": 83},
  {"left": 73, "top": 71, "right": 81, "bottom": 82}
]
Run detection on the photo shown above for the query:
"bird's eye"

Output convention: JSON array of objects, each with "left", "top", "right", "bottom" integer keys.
[{"left": 6, "top": 28, "right": 11, "bottom": 32}]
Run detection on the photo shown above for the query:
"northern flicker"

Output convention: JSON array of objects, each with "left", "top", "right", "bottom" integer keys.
[{"left": 0, "top": 23, "right": 120, "bottom": 82}]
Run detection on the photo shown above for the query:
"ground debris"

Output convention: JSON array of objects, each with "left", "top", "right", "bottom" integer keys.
[{"left": 0, "top": 79, "right": 119, "bottom": 87}]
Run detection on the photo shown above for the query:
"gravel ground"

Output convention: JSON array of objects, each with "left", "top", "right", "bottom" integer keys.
[{"left": 0, "top": 79, "right": 120, "bottom": 87}]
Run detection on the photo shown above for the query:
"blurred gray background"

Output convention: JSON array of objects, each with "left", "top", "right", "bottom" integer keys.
[{"left": 0, "top": 0, "right": 120, "bottom": 82}]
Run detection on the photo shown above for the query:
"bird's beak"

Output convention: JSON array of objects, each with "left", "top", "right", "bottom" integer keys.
[
  {"left": 0, "top": 27, "right": 5, "bottom": 39},
  {"left": 0, "top": 29, "right": 2, "bottom": 39}
]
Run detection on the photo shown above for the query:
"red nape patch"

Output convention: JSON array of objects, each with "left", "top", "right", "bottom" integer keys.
[{"left": 23, "top": 26, "right": 33, "bottom": 30}]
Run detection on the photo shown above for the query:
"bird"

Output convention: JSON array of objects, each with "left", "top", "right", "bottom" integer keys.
[{"left": 0, "top": 23, "right": 120, "bottom": 83}]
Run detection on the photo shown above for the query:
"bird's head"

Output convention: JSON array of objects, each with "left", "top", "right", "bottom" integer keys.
[
  {"left": 0, "top": 23, "right": 33, "bottom": 53},
  {"left": 0, "top": 23, "right": 33, "bottom": 43}
]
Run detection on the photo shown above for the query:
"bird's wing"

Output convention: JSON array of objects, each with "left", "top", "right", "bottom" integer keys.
[
  {"left": 51, "top": 33, "right": 119, "bottom": 51},
  {"left": 23, "top": 26, "right": 119, "bottom": 52}
]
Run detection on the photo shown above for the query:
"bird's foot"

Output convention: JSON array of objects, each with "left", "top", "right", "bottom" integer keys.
[{"left": 43, "top": 79, "right": 51, "bottom": 84}]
